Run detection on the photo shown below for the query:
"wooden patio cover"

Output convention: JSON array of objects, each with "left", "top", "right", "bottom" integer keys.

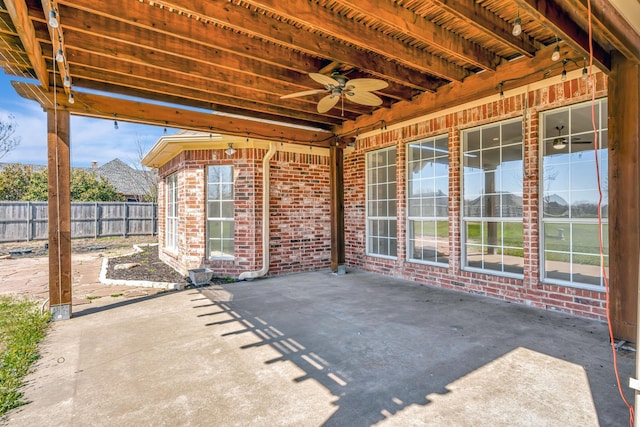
[{"left": 0, "top": 0, "right": 638, "bottom": 339}]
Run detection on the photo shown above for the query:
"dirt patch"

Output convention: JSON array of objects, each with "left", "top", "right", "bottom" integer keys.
[{"left": 0, "top": 236, "right": 158, "bottom": 258}]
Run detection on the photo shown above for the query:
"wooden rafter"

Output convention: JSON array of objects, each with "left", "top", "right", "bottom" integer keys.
[
  {"left": 241, "top": 0, "right": 468, "bottom": 81},
  {"left": 60, "top": 0, "right": 440, "bottom": 92},
  {"left": 12, "top": 81, "right": 334, "bottom": 145},
  {"left": 39, "top": 0, "right": 72, "bottom": 94},
  {"left": 564, "top": 0, "right": 640, "bottom": 63},
  {"left": 430, "top": 0, "right": 538, "bottom": 57},
  {"left": 320, "top": 0, "right": 499, "bottom": 71},
  {"left": 4, "top": 0, "right": 48, "bottom": 88},
  {"left": 516, "top": 0, "right": 611, "bottom": 71}
]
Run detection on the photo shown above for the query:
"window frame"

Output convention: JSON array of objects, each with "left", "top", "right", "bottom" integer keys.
[
  {"left": 405, "top": 134, "right": 449, "bottom": 267},
  {"left": 539, "top": 98, "right": 608, "bottom": 290},
  {"left": 206, "top": 165, "right": 235, "bottom": 260},
  {"left": 165, "top": 173, "right": 178, "bottom": 253},
  {"left": 460, "top": 117, "right": 525, "bottom": 278},
  {"left": 365, "top": 146, "right": 398, "bottom": 259}
]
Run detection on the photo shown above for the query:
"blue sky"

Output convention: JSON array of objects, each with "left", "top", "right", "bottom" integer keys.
[{"left": 0, "top": 72, "right": 170, "bottom": 168}]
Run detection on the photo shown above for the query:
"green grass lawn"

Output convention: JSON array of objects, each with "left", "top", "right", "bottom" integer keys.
[{"left": 0, "top": 296, "right": 49, "bottom": 416}]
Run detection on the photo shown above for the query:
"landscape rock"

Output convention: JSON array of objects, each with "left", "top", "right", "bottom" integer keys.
[{"left": 114, "top": 262, "right": 141, "bottom": 270}]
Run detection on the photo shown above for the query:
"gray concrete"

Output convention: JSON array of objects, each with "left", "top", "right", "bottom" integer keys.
[{"left": 4, "top": 269, "right": 635, "bottom": 426}]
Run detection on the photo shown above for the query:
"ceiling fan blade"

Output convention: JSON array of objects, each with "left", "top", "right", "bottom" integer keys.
[
  {"left": 309, "top": 73, "right": 340, "bottom": 87},
  {"left": 346, "top": 91, "right": 383, "bottom": 107},
  {"left": 317, "top": 94, "right": 340, "bottom": 113},
  {"left": 280, "top": 89, "right": 327, "bottom": 99},
  {"left": 347, "top": 78, "right": 388, "bottom": 92}
]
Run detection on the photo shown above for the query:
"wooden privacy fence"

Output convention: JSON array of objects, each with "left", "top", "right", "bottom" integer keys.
[{"left": 0, "top": 201, "right": 157, "bottom": 242}]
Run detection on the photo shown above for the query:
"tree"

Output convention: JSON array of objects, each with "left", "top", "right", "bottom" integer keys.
[
  {"left": 71, "top": 169, "right": 124, "bottom": 201},
  {"left": 129, "top": 137, "right": 158, "bottom": 203},
  {"left": 0, "top": 164, "right": 31, "bottom": 200},
  {"left": 0, "top": 115, "right": 21, "bottom": 160},
  {"left": 23, "top": 168, "right": 48, "bottom": 201},
  {"left": 0, "top": 166, "right": 124, "bottom": 201}
]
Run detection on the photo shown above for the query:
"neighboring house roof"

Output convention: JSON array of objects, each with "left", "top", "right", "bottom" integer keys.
[{"left": 95, "top": 159, "right": 154, "bottom": 197}]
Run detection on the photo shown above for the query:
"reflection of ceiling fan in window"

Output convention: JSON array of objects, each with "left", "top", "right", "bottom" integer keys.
[
  {"left": 281, "top": 72, "right": 388, "bottom": 114},
  {"left": 552, "top": 125, "right": 594, "bottom": 150}
]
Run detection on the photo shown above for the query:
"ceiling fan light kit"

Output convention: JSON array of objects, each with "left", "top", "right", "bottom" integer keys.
[{"left": 281, "top": 72, "right": 388, "bottom": 114}]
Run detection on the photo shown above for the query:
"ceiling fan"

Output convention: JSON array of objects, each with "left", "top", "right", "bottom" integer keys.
[
  {"left": 281, "top": 72, "right": 388, "bottom": 114},
  {"left": 552, "top": 125, "right": 593, "bottom": 150}
]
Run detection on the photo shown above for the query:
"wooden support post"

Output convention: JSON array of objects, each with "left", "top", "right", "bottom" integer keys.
[
  {"left": 330, "top": 145, "right": 345, "bottom": 273},
  {"left": 47, "top": 109, "right": 72, "bottom": 320},
  {"left": 609, "top": 51, "right": 640, "bottom": 342}
]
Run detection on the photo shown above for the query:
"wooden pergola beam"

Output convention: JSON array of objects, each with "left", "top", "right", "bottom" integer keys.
[
  {"left": 66, "top": 78, "right": 340, "bottom": 130},
  {"left": 4, "top": 0, "right": 49, "bottom": 88},
  {"left": 516, "top": 0, "right": 611, "bottom": 71},
  {"left": 337, "top": 43, "right": 572, "bottom": 135},
  {"left": 12, "top": 81, "right": 334, "bottom": 148}
]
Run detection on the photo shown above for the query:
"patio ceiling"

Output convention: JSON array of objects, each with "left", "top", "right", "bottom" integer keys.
[{"left": 0, "top": 0, "right": 638, "bottom": 146}]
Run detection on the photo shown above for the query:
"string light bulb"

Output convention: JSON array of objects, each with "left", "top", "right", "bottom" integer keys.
[
  {"left": 551, "top": 45, "right": 560, "bottom": 62},
  {"left": 63, "top": 75, "right": 71, "bottom": 88},
  {"left": 582, "top": 59, "right": 589, "bottom": 81},
  {"left": 68, "top": 93, "right": 74, "bottom": 104},
  {"left": 512, "top": 8, "right": 522, "bottom": 36},
  {"left": 113, "top": 114, "right": 119, "bottom": 130},
  {"left": 55, "top": 48, "right": 64, "bottom": 63},
  {"left": 48, "top": 9, "right": 59, "bottom": 28}
]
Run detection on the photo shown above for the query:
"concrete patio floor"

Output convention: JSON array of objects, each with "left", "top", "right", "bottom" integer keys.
[{"left": 4, "top": 269, "right": 635, "bottom": 426}]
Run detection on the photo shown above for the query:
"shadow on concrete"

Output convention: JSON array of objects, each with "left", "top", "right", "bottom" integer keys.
[
  {"left": 197, "top": 269, "right": 634, "bottom": 426},
  {"left": 73, "top": 290, "right": 175, "bottom": 318}
]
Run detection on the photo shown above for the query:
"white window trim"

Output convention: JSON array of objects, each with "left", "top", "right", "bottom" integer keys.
[
  {"left": 539, "top": 98, "right": 608, "bottom": 291},
  {"left": 165, "top": 173, "right": 178, "bottom": 254},
  {"left": 365, "top": 146, "right": 398, "bottom": 259},
  {"left": 405, "top": 135, "right": 449, "bottom": 267},
  {"left": 460, "top": 118, "right": 525, "bottom": 279},
  {"left": 207, "top": 165, "right": 235, "bottom": 260}
]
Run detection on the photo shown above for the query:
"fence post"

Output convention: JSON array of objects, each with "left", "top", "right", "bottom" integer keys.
[
  {"left": 94, "top": 202, "right": 98, "bottom": 239},
  {"left": 26, "top": 201, "right": 31, "bottom": 241},
  {"left": 123, "top": 202, "right": 128, "bottom": 237}
]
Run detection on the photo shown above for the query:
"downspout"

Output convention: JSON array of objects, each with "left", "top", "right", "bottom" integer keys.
[{"left": 239, "top": 142, "right": 277, "bottom": 280}]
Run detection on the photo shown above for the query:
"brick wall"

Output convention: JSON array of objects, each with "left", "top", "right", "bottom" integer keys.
[
  {"left": 344, "top": 72, "right": 609, "bottom": 321},
  {"left": 157, "top": 145, "right": 331, "bottom": 277}
]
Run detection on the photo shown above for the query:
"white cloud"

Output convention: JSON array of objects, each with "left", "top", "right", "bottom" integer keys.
[{"left": 1, "top": 106, "right": 166, "bottom": 168}]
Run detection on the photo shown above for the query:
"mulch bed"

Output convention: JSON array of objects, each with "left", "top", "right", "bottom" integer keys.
[{"left": 106, "top": 245, "right": 190, "bottom": 285}]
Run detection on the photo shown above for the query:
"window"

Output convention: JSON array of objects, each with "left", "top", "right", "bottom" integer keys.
[
  {"left": 462, "top": 119, "right": 524, "bottom": 276},
  {"left": 366, "top": 147, "right": 397, "bottom": 257},
  {"left": 166, "top": 173, "right": 178, "bottom": 252},
  {"left": 207, "top": 165, "right": 234, "bottom": 258},
  {"left": 541, "top": 99, "right": 608, "bottom": 289},
  {"left": 407, "top": 135, "right": 449, "bottom": 265}
]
